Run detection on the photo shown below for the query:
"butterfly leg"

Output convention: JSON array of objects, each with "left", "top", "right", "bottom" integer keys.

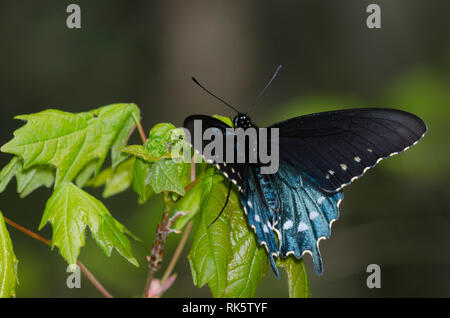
[{"left": 208, "top": 181, "right": 232, "bottom": 228}]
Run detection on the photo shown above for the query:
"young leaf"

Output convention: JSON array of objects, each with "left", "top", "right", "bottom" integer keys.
[
  {"left": 0, "top": 212, "right": 19, "bottom": 298},
  {"left": 132, "top": 158, "right": 154, "bottom": 204},
  {"left": 278, "top": 256, "right": 311, "bottom": 298},
  {"left": 145, "top": 123, "right": 178, "bottom": 157},
  {"left": 85, "top": 157, "right": 135, "bottom": 198},
  {"left": 1, "top": 103, "right": 140, "bottom": 186},
  {"left": 39, "top": 182, "right": 139, "bottom": 267},
  {"left": 107, "top": 107, "right": 140, "bottom": 169},
  {"left": 0, "top": 157, "right": 55, "bottom": 198},
  {"left": 16, "top": 162, "right": 54, "bottom": 198},
  {"left": 121, "top": 145, "right": 168, "bottom": 162},
  {"left": 74, "top": 160, "right": 98, "bottom": 188},
  {"left": 188, "top": 170, "right": 232, "bottom": 297},
  {"left": 0, "top": 157, "right": 19, "bottom": 193},
  {"left": 150, "top": 159, "right": 185, "bottom": 196},
  {"left": 172, "top": 179, "right": 203, "bottom": 231},
  {"left": 222, "top": 196, "right": 268, "bottom": 298}
]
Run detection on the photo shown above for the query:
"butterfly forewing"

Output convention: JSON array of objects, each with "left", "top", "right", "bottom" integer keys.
[
  {"left": 271, "top": 108, "right": 427, "bottom": 192},
  {"left": 183, "top": 115, "right": 246, "bottom": 190}
]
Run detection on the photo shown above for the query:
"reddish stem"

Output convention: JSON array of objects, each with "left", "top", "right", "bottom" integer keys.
[
  {"left": 3, "top": 216, "right": 114, "bottom": 298},
  {"left": 132, "top": 113, "right": 147, "bottom": 143}
]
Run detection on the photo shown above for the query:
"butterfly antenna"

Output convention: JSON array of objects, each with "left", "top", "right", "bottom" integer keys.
[
  {"left": 248, "top": 65, "right": 282, "bottom": 113},
  {"left": 191, "top": 77, "right": 241, "bottom": 114},
  {"left": 208, "top": 182, "right": 232, "bottom": 228}
]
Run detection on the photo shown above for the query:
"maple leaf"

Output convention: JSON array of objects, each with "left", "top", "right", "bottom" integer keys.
[
  {"left": 39, "top": 182, "right": 139, "bottom": 267},
  {"left": 1, "top": 103, "right": 140, "bottom": 186},
  {"left": 0, "top": 212, "right": 19, "bottom": 298}
]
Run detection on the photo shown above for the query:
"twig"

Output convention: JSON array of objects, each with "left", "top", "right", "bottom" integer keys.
[
  {"left": 160, "top": 222, "right": 192, "bottom": 285},
  {"left": 142, "top": 192, "right": 173, "bottom": 298},
  {"left": 160, "top": 160, "right": 196, "bottom": 285},
  {"left": 77, "top": 261, "right": 113, "bottom": 298},
  {"left": 142, "top": 159, "right": 197, "bottom": 297},
  {"left": 3, "top": 216, "right": 114, "bottom": 298},
  {"left": 3, "top": 217, "right": 50, "bottom": 246},
  {"left": 132, "top": 112, "right": 147, "bottom": 143}
]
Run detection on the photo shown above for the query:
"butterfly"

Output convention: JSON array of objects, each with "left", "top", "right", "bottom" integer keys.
[{"left": 183, "top": 66, "right": 427, "bottom": 277}]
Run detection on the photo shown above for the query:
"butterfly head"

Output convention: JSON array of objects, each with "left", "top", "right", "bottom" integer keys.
[{"left": 233, "top": 113, "right": 254, "bottom": 129}]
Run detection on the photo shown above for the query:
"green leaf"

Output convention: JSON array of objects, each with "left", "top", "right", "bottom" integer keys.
[
  {"left": 177, "top": 162, "right": 192, "bottom": 188},
  {"left": 145, "top": 123, "right": 177, "bottom": 157},
  {"left": 223, "top": 197, "right": 268, "bottom": 298},
  {"left": 188, "top": 168, "right": 269, "bottom": 297},
  {"left": 150, "top": 159, "right": 185, "bottom": 196},
  {"left": 132, "top": 158, "right": 154, "bottom": 204},
  {"left": 16, "top": 162, "right": 55, "bottom": 198},
  {"left": 277, "top": 256, "right": 311, "bottom": 298},
  {"left": 0, "top": 212, "right": 19, "bottom": 298},
  {"left": 108, "top": 108, "right": 140, "bottom": 169},
  {"left": 74, "top": 160, "right": 98, "bottom": 188},
  {"left": 172, "top": 179, "right": 204, "bottom": 231},
  {"left": 39, "top": 182, "right": 138, "bottom": 267},
  {"left": 1, "top": 103, "right": 140, "bottom": 186},
  {"left": 213, "top": 115, "right": 233, "bottom": 127},
  {"left": 188, "top": 171, "right": 231, "bottom": 297},
  {"left": 121, "top": 145, "right": 170, "bottom": 162},
  {"left": 0, "top": 157, "right": 20, "bottom": 193},
  {"left": 85, "top": 157, "right": 135, "bottom": 198},
  {"left": 0, "top": 157, "right": 55, "bottom": 198}
]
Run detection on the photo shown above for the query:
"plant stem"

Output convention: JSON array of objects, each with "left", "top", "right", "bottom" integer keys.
[
  {"left": 142, "top": 193, "right": 171, "bottom": 297},
  {"left": 3, "top": 216, "right": 114, "bottom": 298},
  {"left": 142, "top": 160, "right": 196, "bottom": 297},
  {"left": 3, "top": 217, "right": 50, "bottom": 246},
  {"left": 132, "top": 113, "right": 147, "bottom": 143},
  {"left": 160, "top": 222, "right": 192, "bottom": 285},
  {"left": 77, "top": 261, "right": 113, "bottom": 298},
  {"left": 160, "top": 161, "right": 196, "bottom": 285}
]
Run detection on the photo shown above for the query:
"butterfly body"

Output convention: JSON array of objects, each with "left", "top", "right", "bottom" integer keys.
[{"left": 184, "top": 108, "right": 427, "bottom": 277}]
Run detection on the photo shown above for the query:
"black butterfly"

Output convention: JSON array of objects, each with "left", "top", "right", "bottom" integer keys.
[{"left": 183, "top": 67, "right": 427, "bottom": 277}]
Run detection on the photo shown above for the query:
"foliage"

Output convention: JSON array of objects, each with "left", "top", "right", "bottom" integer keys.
[
  {"left": 0, "top": 104, "right": 310, "bottom": 298},
  {"left": 0, "top": 212, "right": 18, "bottom": 298},
  {"left": 39, "top": 182, "right": 139, "bottom": 267},
  {"left": 0, "top": 104, "right": 140, "bottom": 269},
  {"left": 277, "top": 257, "right": 310, "bottom": 298}
]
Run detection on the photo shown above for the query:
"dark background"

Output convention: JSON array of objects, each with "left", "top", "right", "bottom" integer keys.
[{"left": 0, "top": 0, "right": 449, "bottom": 297}]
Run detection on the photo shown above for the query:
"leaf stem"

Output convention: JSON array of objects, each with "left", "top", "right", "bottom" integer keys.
[
  {"left": 3, "top": 216, "right": 114, "bottom": 298},
  {"left": 77, "top": 261, "right": 113, "bottom": 298},
  {"left": 132, "top": 113, "right": 147, "bottom": 143},
  {"left": 3, "top": 216, "right": 50, "bottom": 246}
]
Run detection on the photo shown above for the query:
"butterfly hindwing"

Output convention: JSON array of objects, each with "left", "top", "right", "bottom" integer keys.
[
  {"left": 271, "top": 108, "right": 427, "bottom": 192},
  {"left": 272, "top": 163, "right": 342, "bottom": 274},
  {"left": 241, "top": 168, "right": 280, "bottom": 277}
]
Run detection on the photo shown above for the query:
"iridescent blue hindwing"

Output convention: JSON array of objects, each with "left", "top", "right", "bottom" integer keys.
[
  {"left": 241, "top": 163, "right": 343, "bottom": 275},
  {"left": 241, "top": 169, "right": 280, "bottom": 277},
  {"left": 273, "top": 163, "right": 343, "bottom": 274}
]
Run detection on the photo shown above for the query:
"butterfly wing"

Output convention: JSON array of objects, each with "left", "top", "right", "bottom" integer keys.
[
  {"left": 270, "top": 108, "right": 427, "bottom": 192},
  {"left": 272, "top": 162, "right": 342, "bottom": 274},
  {"left": 183, "top": 115, "right": 245, "bottom": 190},
  {"left": 240, "top": 167, "right": 282, "bottom": 277},
  {"left": 184, "top": 115, "right": 281, "bottom": 275},
  {"left": 239, "top": 162, "right": 342, "bottom": 275}
]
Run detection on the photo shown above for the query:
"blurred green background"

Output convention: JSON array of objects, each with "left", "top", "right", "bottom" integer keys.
[{"left": 0, "top": 0, "right": 449, "bottom": 297}]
